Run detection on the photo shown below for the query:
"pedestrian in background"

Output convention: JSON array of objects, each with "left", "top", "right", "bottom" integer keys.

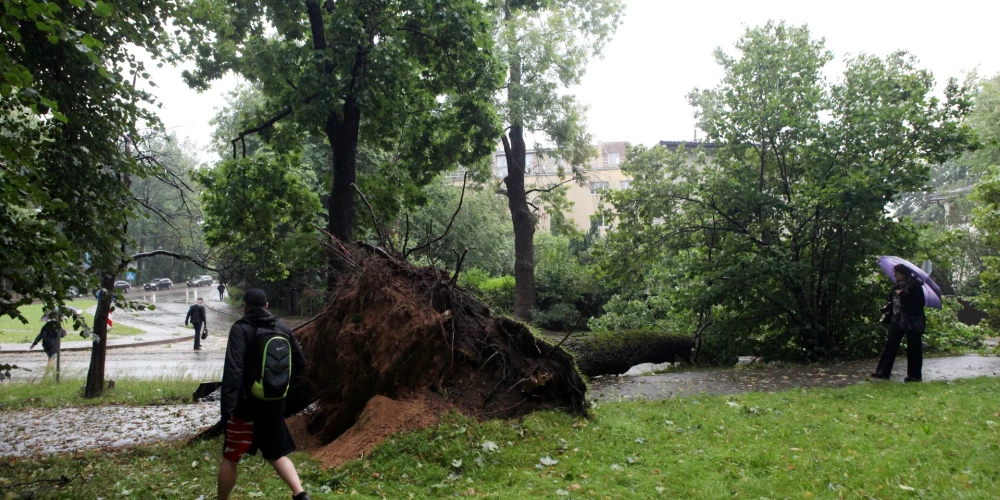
[
  {"left": 185, "top": 297, "right": 208, "bottom": 351},
  {"left": 217, "top": 282, "right": 227, "bottom": 301},
  {"left": 30, "top": 320, "right": 66, "bottom": 378}
]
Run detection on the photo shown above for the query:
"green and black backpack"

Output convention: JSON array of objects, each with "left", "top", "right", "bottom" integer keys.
[{"left": 250, "top": 325, "right": 294, "bottom": 401}]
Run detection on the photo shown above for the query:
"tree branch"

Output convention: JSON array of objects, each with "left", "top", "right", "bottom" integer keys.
[
  {"left": 405, "top": 172, "right": 467, "bottom": 258},
  {"left": 124, "top": 250, "right": 219, "bottom": 272},
  {"left": 305, "top": 0, "right": 327, "bottom": 51}
]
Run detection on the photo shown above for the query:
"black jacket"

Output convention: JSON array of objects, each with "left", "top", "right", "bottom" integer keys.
[
  {"left": 220, "top": 308, "right": 306, "bottom": 421},
  {"left": 32, "top": 321, "right": 66, "bottom": 353},
  {"left": 890, "top": 278, "right": 925, "bottom": 332},
  {"left": 185, "top": 303, "right": 207, "bottom": 325}
]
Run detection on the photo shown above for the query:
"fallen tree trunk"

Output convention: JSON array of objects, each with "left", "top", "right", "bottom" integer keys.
[{"left": 565, "top": 330, "right": 695, "bottom": 377}]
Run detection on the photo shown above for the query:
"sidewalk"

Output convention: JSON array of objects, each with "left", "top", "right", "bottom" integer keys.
[{"left": 0, "top": 307, "right": 193, "bottom": 354}]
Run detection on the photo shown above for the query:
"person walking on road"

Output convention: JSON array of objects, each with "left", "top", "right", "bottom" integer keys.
[
  {"left": 217, "top": 282, "right": 227, "bottom": 301},
  {"left": 872, "top": 263, "right": 926, "bottom": 382},
  {"left": 217, "top": 288, "right": 310, "bottom": 500},
  {"left": 30, "top": 320, "right": 66, "bottom": 378},
  {"left": 185, "top": 297, "right": 208, "bottom": 351}
]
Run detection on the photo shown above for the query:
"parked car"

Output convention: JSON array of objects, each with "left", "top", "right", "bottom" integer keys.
[
  {"left": 144, "top": 278, "right": 173, "bottom": 291},
  {"left": 113, "top": 280, "right": 132, "bottom": 293},
  {"left": 186, "top": 275, "right": 214, "bottom": 287}
]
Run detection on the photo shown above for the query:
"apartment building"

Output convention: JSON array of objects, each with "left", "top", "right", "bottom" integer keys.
[{"left": 448, "top": 140, "right": 716, "bottom": 232}]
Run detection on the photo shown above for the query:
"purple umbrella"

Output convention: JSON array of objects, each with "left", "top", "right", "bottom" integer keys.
[{"left": 876, "top": 256, "right": 942, "bottom": 309}]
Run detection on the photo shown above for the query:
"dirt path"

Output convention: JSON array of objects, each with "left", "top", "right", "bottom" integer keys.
[{"left": 589, "top": 354, "right": 1000, "bottom": 400}]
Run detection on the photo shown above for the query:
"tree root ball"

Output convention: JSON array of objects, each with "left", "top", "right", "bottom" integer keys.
[{"left": 296, "top": 239, "right": 587, "bottom": 445}]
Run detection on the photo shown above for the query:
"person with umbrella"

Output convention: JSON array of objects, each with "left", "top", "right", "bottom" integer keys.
[{"left": 871, "top": 257, "right": 940, "bottom": 382}]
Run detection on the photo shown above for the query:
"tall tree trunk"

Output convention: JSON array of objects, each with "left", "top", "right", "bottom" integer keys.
[
  {"left": 503, "top": 124, "right": 537, "bottom": 321},
  {"left": 325, "top": 101, "right": 361, "bottom": 290},
  {"left": 84, "top": 272, "right": 116, "bottom": 397},
  {"left": 502, "top": 21, "right": 537, "bottom": 322}
]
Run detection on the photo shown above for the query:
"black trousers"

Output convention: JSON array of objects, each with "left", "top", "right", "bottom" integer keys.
[{"left": 874, "top": 322, "right": 922, "bottom": 380}]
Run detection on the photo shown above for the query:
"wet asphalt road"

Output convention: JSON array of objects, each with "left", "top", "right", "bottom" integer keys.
[
  {"left": 590, "top": 354, "right": 1000, "bottom": 400},
  {"left": 2, "top": 287, "right": 238, "bottom": 381}
]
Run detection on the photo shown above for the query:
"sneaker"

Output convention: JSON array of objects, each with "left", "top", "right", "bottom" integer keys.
[
  {"left": 869, "top": 373, "right": 889, "bottom": 380},
  {"left": 293, "top": 492, "right": 312, "bottom": 500},
  {"left": 904, "top": 377, "right": 922, "bottom": 383}
]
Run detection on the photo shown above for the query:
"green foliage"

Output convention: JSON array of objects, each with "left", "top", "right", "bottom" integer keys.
[
  {"left": 178, "top": 0, "right": 504, "bottom": 242},
  {"left": 923, "top": 298, "right": 986, "bottom": 352},
  {"left": 399, "top": 182, "right": 515, "bottom": 277},
  {"left": 468, "top": 275, "right": 517, "bottom": 316},
  {"left": 972, "top": 165, "right": 1000, "bottom": 327},
  {"left": 196, "top": 152, "right": 323, "bottom": 281},
  {"left": 322, "top": 378, "right": 1000, "bottom": 497},
  {"left": 1, "top": 0, "right": 177, "bottom": 321},
  {"left": 0, "top": 376, "right": 200, "bottom": 412},
  {"left": 600, "top": 22, "right": 973, "bottom": 361}
]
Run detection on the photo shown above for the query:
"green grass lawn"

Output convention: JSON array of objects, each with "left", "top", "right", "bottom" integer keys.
[
  {"left": 0, "top": 300, "right": 144, "bottom": 344},
  {"left": 2, "top": 378, "right": 1000, "bottom": 498},
  {"left": 0, "top": 377, "right": 202, "bottom": 412}
]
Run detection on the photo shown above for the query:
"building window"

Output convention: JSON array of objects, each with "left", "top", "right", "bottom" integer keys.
[
  {"left": 590, "top": 181, "right": 609, "bottom": 195},
  {"left": 603, "top": 152, "right": 621, "bottom": 167},
  {"left": 619, "top": 180, "right": 631, "bottom": 190},
  {"left": 494, "top": 154, "right": 508, "bottom": 178}
]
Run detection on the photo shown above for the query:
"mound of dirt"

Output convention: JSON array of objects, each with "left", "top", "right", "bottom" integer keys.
[{"left": 295, "top": 238, "right": 587, "bottom": 449}]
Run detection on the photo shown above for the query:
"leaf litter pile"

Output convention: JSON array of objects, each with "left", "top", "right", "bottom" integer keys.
[{"left": 289, "top": 238, "right": 587, "bottom": 467}]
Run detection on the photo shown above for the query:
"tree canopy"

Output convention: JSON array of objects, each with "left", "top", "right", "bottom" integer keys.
[
  {"left": 600, "top": 22, "right": 973, "bottom": 361},
  {"left": 177, "top": 0, "right": 503, "bottom": 267}
]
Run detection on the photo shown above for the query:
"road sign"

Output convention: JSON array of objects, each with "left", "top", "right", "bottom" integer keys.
[{"left": 126, "top": 272, "right": 136, "bottom": 281}]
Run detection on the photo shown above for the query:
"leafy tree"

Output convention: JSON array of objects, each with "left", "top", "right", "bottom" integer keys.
[
  {"left": 495, "top": 0, "right": 622, "bottom": 320},
  {"left": 396, "top": 181, "right": 515, "bottom": 277},
  {"left": 0, "top": 0, "right": 212, "bottom": 395},
  {"left": 973, "top": 166, "right": 1000, "bottom": 328},
  {"left": 600, "top": 22, "right": 972, "bottom": 361},
  {"left": 178, "top": 0, "right": 503, "bottom": 288}
]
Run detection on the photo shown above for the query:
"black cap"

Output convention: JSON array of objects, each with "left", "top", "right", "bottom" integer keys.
[{"left": 243, "top": 288, "right": 267, "bottom": 307}]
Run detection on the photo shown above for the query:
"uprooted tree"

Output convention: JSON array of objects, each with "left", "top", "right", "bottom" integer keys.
[{"left": 294, "top": 236, "right": 587, "bottom": 442}]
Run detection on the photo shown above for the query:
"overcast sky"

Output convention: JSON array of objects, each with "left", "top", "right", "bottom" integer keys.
[{"left": 145, "top": 0, "right": 1000, "bottom": 162}]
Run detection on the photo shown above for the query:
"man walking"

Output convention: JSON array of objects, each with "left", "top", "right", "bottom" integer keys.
[
  {"left": 217, "top": 288, "right": 310, "bottom": 500},
  {"left": 29, "top": 319, "right": 66, "bottom": 378},
  {"left": 185, "top": 297, "right": 208, "bottom": 351},
  {"left": 217, "top": 282, "right": 227, "bottom": 301}
]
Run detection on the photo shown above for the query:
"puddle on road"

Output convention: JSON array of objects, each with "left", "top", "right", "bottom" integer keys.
[{"left": 0, "top": 403, "right": 218, "bottom": 457}]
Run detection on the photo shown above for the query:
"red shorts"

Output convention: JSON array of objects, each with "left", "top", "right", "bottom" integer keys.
[{"left": 222, "top": 417, "right": 254, "bottom": 462}]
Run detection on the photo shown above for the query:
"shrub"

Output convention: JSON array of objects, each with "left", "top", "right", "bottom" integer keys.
[
  {"left": 924, "top": 297, "right": 987, "bottom": 352},
  {"left": 532, "top": 303, "right": 581, "bottom": 331},
  {"left": 469, "top": 275, "right": 516, "bottom": 316}
]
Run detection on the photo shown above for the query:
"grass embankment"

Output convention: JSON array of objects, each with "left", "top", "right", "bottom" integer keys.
[
  {"left": 2, "top": 378, "right": 1000, "bottom": 498},
  {"left": 0, "top": 300, "right": 144, "bottom": 344},
  {"left": 0, "top": 377, "right": 201, "bottom": 412}
]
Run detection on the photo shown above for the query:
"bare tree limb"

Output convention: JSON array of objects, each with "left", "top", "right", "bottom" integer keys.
[
  {"left": 405, "top": 172, "right": 467, "bottom": 258},
  {"left": 351, "top": 183, "right": 395, "bottom": 253},
  {"left": 124, "top": 250, "right": 219, "bottom": 272}
]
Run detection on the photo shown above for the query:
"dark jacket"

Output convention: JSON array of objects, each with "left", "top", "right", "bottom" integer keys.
[
  {"left": 890, "top": 278, "right": 925, "bottom": 332},
  {"left": 185, "top": 303, "right": 207, "bottom": 325},
  {"left": 220, "top": 308, "right": 306, "bottom": 421},
  {"left": 32, "top": 321, "right": 66, "bottom": 353}
]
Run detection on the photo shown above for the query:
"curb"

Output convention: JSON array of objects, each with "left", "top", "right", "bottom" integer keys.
[{"left": 1, "top": 335, "right": 195, "bottom": 354}]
